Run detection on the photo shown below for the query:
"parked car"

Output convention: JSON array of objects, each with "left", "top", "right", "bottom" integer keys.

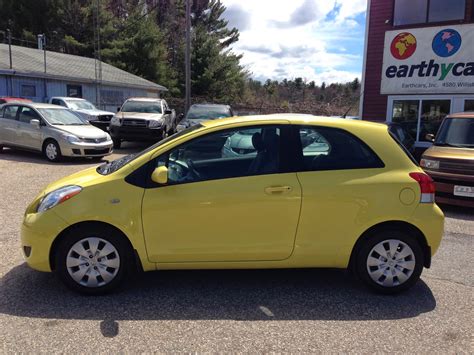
[
  {"left": 49, "top": 97, "right": 114, "bottom": 132},
  {"left": 421, "top": 112, "right": 474, "bottom": 208},
  {"left": 176, "top": 104, "right": 234, "bottom": 132},
  {"left": 387, "top": 122, "right": 416, "bottom": 155},
  {"left": 21, "top": 115, "right": 444, "bottom": 295},
  {"left": 109, "top": 98, "right": 176, "bottom": 149},
  {"left": 0, "top": 103, "right": 113, "bottom": 162},
  {"left": 0, "top": 97, "right": 33, "bottom": 104}
]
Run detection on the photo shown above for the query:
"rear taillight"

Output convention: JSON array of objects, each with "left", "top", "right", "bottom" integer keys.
[{"left": 409, "top": 172, "right": 435, "bottom": 203}]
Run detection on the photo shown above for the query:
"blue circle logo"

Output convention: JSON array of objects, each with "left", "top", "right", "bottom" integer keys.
[{"left": 432, "top": 29, "right": 462, "bottom": 57}]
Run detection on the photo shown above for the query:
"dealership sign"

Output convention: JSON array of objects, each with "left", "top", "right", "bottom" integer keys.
[{"left": 381, "top": 24, "right": 474, "bottom": 94}]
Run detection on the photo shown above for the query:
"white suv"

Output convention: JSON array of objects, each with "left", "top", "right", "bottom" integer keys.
[{"left": 49, "top": 97, "right": 115, "bottom": 132}]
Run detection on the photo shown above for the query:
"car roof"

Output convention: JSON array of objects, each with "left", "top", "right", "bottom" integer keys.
[
  {"left": 191, "top": 103, "right": 230, "bottom": 108},
  {"left": 125, "top": 97, "right": 162, "bottom": 102},
  {"left": 2, "top": 102, "right": 66, "bottom": 109},
  {"left": 447, "top": 112, "right": 474, "bottom": 119},
  {"left": 200, "top": 114, "right": 386, "bottom": 130},
  {"left": 52, "top": 97, "right": 85, "bottom": 101}
]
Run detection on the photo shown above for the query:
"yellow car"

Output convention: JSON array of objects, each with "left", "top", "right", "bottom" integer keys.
[{"left": 21, "top": 115, "right": 444, "bottom": 294}]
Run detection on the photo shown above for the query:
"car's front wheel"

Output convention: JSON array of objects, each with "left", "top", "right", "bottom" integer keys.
[
  {"left": 43, "top": 140, "right": 62, "bottom": 162},
  {"left": 355, "top": 230, "right": 424, "bottom": 294},
  {"left": 55, "top": 224, "right": 132, "bottom": 295}
]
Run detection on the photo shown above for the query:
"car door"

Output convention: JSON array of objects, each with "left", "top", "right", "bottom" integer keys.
[
  {"left": 0, "top": 105, "right": 21, "bottom": 145},
  {"left": 141, "top": 124, "right": 302, "bottom": 263},
  {"left": 15, "top": 106, "right": 43, "bottom": 150}
]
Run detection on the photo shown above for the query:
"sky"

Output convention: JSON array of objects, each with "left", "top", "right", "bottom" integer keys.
[{"left": 220, "top": 0, "right": 368, "bottom": 85}]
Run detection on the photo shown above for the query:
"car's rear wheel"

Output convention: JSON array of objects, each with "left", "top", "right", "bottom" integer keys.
[
  {"left": 43, "top": 140, "right": 62, "bottom": 162},
  {"left": 55, "top": 225, "right": 132, "bottom": 295},
  {"left": 355, "top": 230, "right": 424, "bottom": 294}
]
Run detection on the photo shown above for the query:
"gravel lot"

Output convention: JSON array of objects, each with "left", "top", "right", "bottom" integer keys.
[{"left": 1, "top": 145, "right": 473, "bottom": 353}]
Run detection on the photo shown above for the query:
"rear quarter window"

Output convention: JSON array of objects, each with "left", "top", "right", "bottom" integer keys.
[{"left": 298, "top": 126, "right": 385, "bottom": 171}]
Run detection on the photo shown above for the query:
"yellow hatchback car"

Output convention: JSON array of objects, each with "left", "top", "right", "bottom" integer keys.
[{"left": 21, "top": 115, "right": 444, "bottom": 294}]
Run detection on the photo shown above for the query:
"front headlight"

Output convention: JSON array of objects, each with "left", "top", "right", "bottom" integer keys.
[
  {"left": 110, "top": 116, "right": 121, "bottom": 126},
  {"left": 37, "top": 185, "right": 82, "bottom": 213},
  {"left": 66, "top": 135, "right": 81, "bottom": 144},
  {"left": 420, "top": 159, "right": 440, "bottom": 170},
  {"left": 148, "top": 119, "right": 163, "bottom": 129},
  {"left": 105, "top": 133, "right": 112, "bottom": 141}
]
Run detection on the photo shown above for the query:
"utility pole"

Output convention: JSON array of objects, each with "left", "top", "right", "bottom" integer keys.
[
  {"left": 96, "top": 0, "right": 102, "bottom": 107},
  {"left": 7, "top": 29, "right": 12, "bottom": 69},
  {"left": 185, "top": 0, "right": 192, "bottom": 113}
]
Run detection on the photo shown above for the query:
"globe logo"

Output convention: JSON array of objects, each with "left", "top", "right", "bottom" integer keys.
[
  {"left": 390, "top": 32, "right": 417, "bottom": 60},
  {"left": 432, "top": 29, "right": 462, "bottom": 58}
]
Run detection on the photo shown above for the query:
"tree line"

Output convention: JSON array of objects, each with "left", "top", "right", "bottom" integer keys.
[{"left": 0, "top": 0, "right": 360, "bottom": 115}]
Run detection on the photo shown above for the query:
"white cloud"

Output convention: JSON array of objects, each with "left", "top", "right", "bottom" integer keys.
[{"left": 222, "top": 0, "right": 367, "bottom": 84}]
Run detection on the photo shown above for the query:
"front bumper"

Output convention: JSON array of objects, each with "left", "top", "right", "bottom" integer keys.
[
  {"left": 424, "top": 169, "right": 474, "bottom": 208},
  {"left": 109, "top": 125, "right": 164, "bottom": 142},
  {"left": 60, "top": 141, "right": 113, "bottom": 158},
  {"left": 21, "top": 211, "right": 69, "bottom": 272}
]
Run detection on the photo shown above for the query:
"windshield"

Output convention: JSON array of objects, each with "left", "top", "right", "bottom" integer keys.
[
  {"left": 66, "top": 100, "right": 96, "bottom": 110},
  {"left": 435, "top": 118, "right": 474, "bottom": 147},
  {"left": 38, "top": 108, "right": 87, "bottom": 125},
  {"left": 186, "top": 105, "right": 231, "bottom": 120},
  {"left": 121, "top": 101, "right": 162, "bottom": 114},
  {"left": 97, "top": 124, "right": 203, "bottom": 175}
]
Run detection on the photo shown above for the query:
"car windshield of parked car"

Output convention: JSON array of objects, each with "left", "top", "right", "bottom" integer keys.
[
  {"left": 435, "top": 118, "right": 474, "bottom": 147},
  {"left": 121, "top": 101, "right": 162, "bottom": 114},
  {"left": 38, "top": 108, "right": 87, "bottom": 125},
  {"left": 66, "top": 100, "right": 96, "bottom": 110},
  {"left": 186, "top": 105, "right": 231, "bottom": 120}
]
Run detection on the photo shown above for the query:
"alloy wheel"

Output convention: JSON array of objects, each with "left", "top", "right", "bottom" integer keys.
[
  {"left": 66, "top": 237, "right": 121, "bottom": 288},
  {"left": 366, "top": 239, "right": 416, "bottom": 287},
  {"left": 45, "top": 143, "right": 58, "bottom": 161}
]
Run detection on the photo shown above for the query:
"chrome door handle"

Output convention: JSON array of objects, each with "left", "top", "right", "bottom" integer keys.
[{"left": 265, "top": 186, "right": 292, "bottom": 194}]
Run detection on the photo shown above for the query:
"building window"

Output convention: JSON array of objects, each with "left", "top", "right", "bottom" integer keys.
[
  {"left": 67, "top": 85, "right": 83, "bottom": 98},
  {"left": 394, "top": 0, "right": 428, "bottom": 26},
  {"left": 429, "top": 0, "right": 466, "bottom": 23},
  {"left": 420, "top": 100, "right": 451, "bottom": 142},
  {"left": 394, "top": 0, "right": 466, "bottom": 26},
  {"left": 391, "top": 100, "right": 419, "bottom": 140},
  {"left": 464, "top": 100, "right": 474, "bottom": 112},
  {"left": 390, "top": 99, "right": 451, "bottom": 143},
  {"left": 21, "top": 84, "right": 36, "bottom": 97}
]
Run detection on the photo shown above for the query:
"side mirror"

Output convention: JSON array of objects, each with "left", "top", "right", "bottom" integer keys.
[
  {"left": 151, "top": 166, "right": 168, "bottom": 185},
  {"left": 164, "top": 109, "right": 172, "bottom": 115},
  {"left": 425, "top": 133, "right": 435, "bottom": 142},
  {"left": 30, "top": 119, "right": 40, "bottom": 128},
  {"left": 117, "top": 107, "right": 121, "bottom": 112}
]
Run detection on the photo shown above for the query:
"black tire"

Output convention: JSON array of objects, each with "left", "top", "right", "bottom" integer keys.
[
  {"left": 112, "top": 138, "right": 121, "bottom": 149},
  {"left": 354, "top": 229, "right": 424, "bottom": 294},
  {"left": 43, "top": 139, "right": 62, "bottom": 162},
  {"left": 55, "top": 224, "right": 133, "bottom": 295}
]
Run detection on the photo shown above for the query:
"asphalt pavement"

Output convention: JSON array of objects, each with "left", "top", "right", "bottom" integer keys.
[{"left": 0, "top": 144, "right": 472, "bottom": 353}]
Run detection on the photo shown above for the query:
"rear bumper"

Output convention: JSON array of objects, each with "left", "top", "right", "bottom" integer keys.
[
  {"left": 109, "top": 125, "right": 164, "bottom": 142},
  {"left": 424, "top": 169, "right": 474, "bottom": 208}
]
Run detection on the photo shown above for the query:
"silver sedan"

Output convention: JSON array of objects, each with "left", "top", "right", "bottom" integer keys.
[{"left": 0, "top": 103, "right": 113, "bottom": 162}]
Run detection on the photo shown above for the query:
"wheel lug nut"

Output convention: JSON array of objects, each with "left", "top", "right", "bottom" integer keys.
[
  {"left": 89, "top": 255, "right": 93, "bottom": 258},
  {"left": 85, "top": 263, "right": 89, "bottom": 267},
  {"left": 94, "top": 266, "right": 98, "bottom": 270}
]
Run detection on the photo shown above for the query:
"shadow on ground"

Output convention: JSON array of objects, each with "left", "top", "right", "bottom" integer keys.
[{"left": 1, "top": 264, "right": 436, "bottom": 323}]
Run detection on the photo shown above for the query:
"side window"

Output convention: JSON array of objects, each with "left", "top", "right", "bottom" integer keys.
[
  {"left": 154, "top": 126, "right": 281, "bottom": 186},
  {"left": 18, "top": 107, "right": 41, "bottom": 124},
  {"left": 51, "top": 99, "right": 62, "bottom": 106},
  {"left": 298, "top": 126, "right": 384, "bottom": 171},
  {"left": 2, "top": 106, "right": 20, "bottom": 120}
]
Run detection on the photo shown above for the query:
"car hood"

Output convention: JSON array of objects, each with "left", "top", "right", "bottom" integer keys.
[
  {"left": 56, "top": 125, "right": 109, "bottom": 139},
  {"left": 423, "top": 145, "right": 474, "bottom": 161},
  {"left": 76, "top": 109, "right": 115, "bottom": 116},
  {"left": 119, "top": 112, "right": 164, "bottom": 120}
]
